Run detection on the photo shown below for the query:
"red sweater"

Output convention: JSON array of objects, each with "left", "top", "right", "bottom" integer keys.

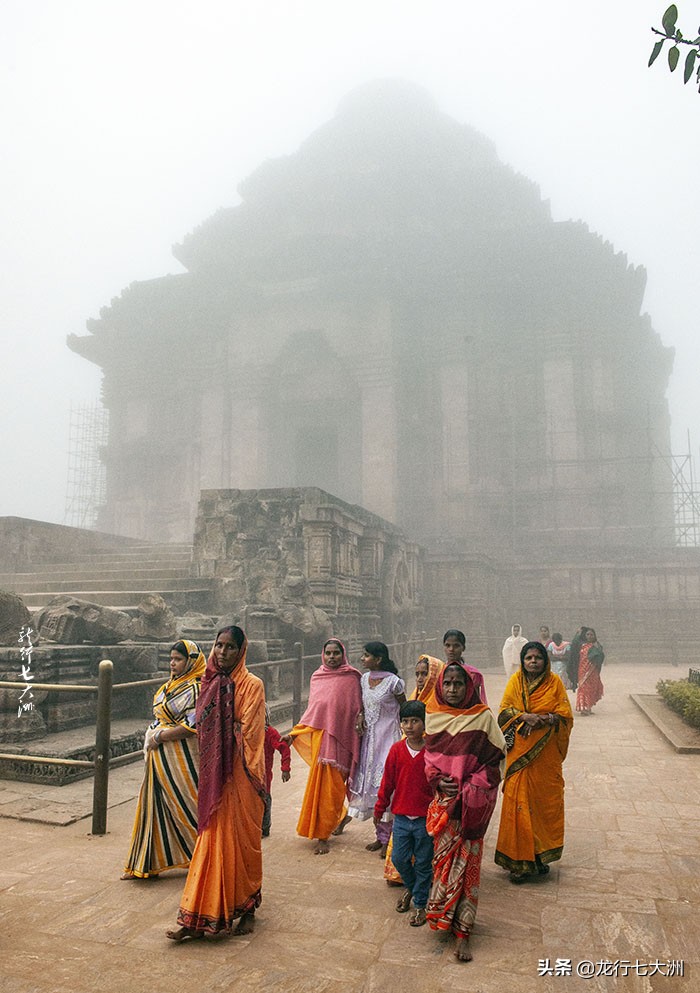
[
  {"left": 374, "top": 739, "right": 434, "bottom": 819},
  {"left": 264, "top": 725, "right": 291, "bottom": 793}
]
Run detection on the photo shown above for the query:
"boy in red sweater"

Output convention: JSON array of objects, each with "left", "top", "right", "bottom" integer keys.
[
  {"left": 374, "top": 700, "right": 434, "bottom": 926},
  {"left": 263, "top": 705, "right": 291, "bottom": 837}
]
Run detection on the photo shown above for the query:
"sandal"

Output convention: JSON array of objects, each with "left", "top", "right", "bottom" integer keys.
[
  {"left": 395, "top": 890, "right": 412, "bottom": 913},
  {"left": 409, "top": 907, "right": 427, "bottom": 927}
]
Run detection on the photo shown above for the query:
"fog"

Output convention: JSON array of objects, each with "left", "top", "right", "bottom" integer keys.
[{"left": 2, "top": 0, "right": 699, "bottom": 524}]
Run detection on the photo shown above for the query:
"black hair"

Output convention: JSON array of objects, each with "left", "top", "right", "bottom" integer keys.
[
  {"left": 364, "top": 641, "right": 398, "bottom": 674},
  {"left": 400, "top": 700, "right": 426, "bottom": 722},
  {"left": 443, "top": 629, "right": 466, "bottom": 647},
  {"left": 215, "top": 625, "right": 246, "bottom": 649},
  {"left": 519, "top": 641, "right": 548, "bottom": 666},
  {"left": 170, "top": 640, "right": 189, "bottom": 658}
]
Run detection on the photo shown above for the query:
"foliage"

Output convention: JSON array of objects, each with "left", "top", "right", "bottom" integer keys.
[
  {"left": 649, "top": 5, "right": 700, "bottom": 90},
  {"left": 657, "top": 677, "right": 700, "bottom": 729}
]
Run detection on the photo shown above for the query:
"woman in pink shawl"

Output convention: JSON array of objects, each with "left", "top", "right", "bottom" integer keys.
[
  {"left": 288, "top": 638, "right": 362, "bottom": 854},
  {"left": 424, "top": 662, "right": 505, "bottom": 962}
]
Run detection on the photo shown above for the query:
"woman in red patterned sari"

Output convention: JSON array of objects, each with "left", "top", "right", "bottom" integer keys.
[
  {"left": 424, "top": 663, "right": 505, "bottom": 962},
  {"left": 576, "top": 627, "right": 605, "bottom": 716}
]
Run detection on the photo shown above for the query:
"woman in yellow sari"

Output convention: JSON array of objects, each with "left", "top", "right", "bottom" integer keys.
[
  {"left": 167, "top": 625, "right": 266, "bottom": 940},
  {"left": 121, "top": 641, "right": 206, "bottom": 879},
  {"left": 494, "top": 640, "right": 573, "bottom": 883},
  {"left": 122, "top": 640, "right": 205, "bottom": 879}
]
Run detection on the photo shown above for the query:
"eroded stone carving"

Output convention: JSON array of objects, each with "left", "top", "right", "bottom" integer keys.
[{"left": 35, "top": 596, "right": 134, "bottom": 645}]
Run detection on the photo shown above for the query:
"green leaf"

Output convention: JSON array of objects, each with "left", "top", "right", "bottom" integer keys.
[
  {"left": 684, "top": 48, "right": 697, "bottom": 83},
  {"left": 668, "top": 45, "right": 680, "bottom": 71},
  {"left": 662, "top": 4, "right": 678, "bottom": 36},
  {"left": 649, "top": 39, "right": 665, "bottom": 66}
]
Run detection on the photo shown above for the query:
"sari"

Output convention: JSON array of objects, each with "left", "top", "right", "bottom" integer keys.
[
  {"left": 576, "top": 642, "right": 604, "bottom": 713},
  {"left": 176, "top": 636, "right": 266, "bottom": 934},
  {"left": 123, "top": 640, "right": 205, "bottom": 878},
  {"left": 494, "top": 651, "right": 573, "bottom": 875},
  {"left": 424, "top": 669, "right": 505, "bottom": 939},
  {"left": 290, "top": 641, "right": 363, "bottom": 840},
  {"left": 384, "top": 655, "right": 445, "bottom": 883}
]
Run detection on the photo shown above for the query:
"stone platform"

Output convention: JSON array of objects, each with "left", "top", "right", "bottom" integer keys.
[{"left": 1, "top": 664, "right": 698, "bottom": 992}]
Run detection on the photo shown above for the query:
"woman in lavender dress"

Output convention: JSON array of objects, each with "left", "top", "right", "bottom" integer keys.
[{"left": 347, "top": 641, "right": 406, "bottom": 855}]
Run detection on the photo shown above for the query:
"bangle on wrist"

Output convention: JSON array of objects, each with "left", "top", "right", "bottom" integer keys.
[{"left": 155, "top": 728, "right": 162, "bottom": 744}]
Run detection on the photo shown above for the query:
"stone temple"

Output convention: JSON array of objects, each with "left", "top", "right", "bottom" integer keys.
[{"left": 68, "top": 80, "right": 674, "bottom": 557}]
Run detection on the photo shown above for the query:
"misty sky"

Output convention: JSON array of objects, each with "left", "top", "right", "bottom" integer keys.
[{"left": 2, "top": 0, "right": 699, "bottom": 525}]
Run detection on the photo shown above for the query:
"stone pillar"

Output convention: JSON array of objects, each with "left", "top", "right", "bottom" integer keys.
[{"left": 361, "top": 387, "right": 398, "bottom": 523}]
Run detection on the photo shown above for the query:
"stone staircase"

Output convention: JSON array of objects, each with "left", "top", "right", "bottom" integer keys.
[{"left": 0, "top": 542, "right": 215, "bottom": 617}]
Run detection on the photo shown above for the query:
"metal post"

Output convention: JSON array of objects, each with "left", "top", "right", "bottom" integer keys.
[
  {"left": 292, "top": 642, "right": 303, "bottom": 727},
  {"left": 92, "top": 659, "right": 113, "bottom": 835}
]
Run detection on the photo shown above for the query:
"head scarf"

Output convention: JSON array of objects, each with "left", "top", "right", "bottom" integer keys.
[
  {"left": 499, "top": 641, "right": 573, "bottom": 779},
  {"left": 409, "top": 655, "right": 445, "bottom": 711},
  {"left": 299, "top": 639, "right": 362, "bottom": 775},
  {"left": 165, "top": 639, "right": 206, "bottom": 692},
  {"left": 424, "top": 665, "right": 505, "bottom": 840},
  {"left": 196, "top": 630, "right": 263, "bottom": 832},
  {"left": 152, "top": 639, "right": 206, "bottom": 730}
]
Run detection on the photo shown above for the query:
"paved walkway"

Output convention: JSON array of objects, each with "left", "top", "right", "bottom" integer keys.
[{"left": 1, "top": 664, "right": 698, "bottom": 993}]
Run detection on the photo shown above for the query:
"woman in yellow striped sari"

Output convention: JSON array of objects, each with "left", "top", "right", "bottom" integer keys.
[
  {"left": 494, "top": 641, "right": 573, "bottom": 883},
  {"left": 121, "top": 640, "right": 205, "bottom": 879}
]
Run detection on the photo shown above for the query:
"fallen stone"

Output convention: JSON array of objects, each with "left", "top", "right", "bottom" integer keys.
[
  {"left": 0, "top": 590, "right": 33, "bottom": 646},
  {"left": 35, "top": 596, "right": 134, "bottom": 645},
  {"left": 131, "top": 593, "right": 177, "bottom": 642}
]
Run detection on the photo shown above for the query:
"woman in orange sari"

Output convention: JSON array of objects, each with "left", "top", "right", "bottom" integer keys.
[
  {"left": 167, "top": 625, "right": 265, "bottom": 941},
  {"left": 289, "top": 638, "right": 362, "bottom": 855},
  {"left": 495, "top": 641, "right": 573, "bottom": 884}
]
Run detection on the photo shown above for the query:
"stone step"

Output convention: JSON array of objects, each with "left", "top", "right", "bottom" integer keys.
[
  {"left": 6, "top": 577, "right": 206, "bottom": 594},
  {"left": 0, "top": 563, "right": 193, "bottom": 580},
  {"left": 21, "top": 588, "right": 214, "bottom": 609},
  {"left": 0, "top": 569, "right": 193, "bottom": 585}
]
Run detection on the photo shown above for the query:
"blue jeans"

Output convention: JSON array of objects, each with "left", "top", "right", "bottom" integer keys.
[{"left": 391, "top": 814, "right": 434, "bottom": 909}]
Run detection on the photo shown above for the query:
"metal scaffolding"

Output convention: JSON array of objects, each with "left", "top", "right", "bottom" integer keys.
[{"left": 64, "top": 404, "right": 108, "bottom": 529}]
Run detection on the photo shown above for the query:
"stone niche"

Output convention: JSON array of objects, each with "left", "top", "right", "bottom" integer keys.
[{"left": 192, "top": 487, "right": 424, "bottom": 654}]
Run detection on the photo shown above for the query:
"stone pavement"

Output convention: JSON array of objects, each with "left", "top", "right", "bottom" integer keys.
[{"left": 1, "top": 664, "right": 698, "bottom": 993}]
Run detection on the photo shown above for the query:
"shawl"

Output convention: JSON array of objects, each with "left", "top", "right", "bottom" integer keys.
[
  {"left": 424, "top": 667, "right": 505, "bottom": 840},
  {"left": 196, "top": 636, "right": 266, "bottom": 832},
  {"left": 499, "top": 651, "right": 573, "bottom": 781},
  {"left": 299, "top": 640, "right": 363, "bottom": 775},
  {"left": 153, "top": 639, "right": 206, "bottom": 730},
  {"left": 409, "top": 655, "right": 445, "bottom": 712}
]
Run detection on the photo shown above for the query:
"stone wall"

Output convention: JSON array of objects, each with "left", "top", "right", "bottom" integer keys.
[
  {"left": 192, "top": 487, "right": 424, "bottom": 652},
  {"left": 0, "top": 517, "right": 142, "bottom": 572},
  {"left": 0, "top": 643, "right": 164, "bottom": 743},
  {"left": 424, "top": 547, "right": 700, "bottom": 670}
]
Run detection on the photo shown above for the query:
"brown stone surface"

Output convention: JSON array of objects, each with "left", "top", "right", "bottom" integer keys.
[
  {"left": 0, "top": 664, "right": 698, "bottom": 992},
  {"left": 131, "top": 593, "right": 177, "bottom": 642},
  {"left": 35, "top": 596, "right": 134, "bottom": 644},
  {"left": 0, "top": 589, "right": 32, "bottom": 645}
]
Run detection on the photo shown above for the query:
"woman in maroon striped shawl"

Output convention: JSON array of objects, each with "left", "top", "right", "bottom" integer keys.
[{"left": 424, "top": 663, "right": 505, "bottom": 962}]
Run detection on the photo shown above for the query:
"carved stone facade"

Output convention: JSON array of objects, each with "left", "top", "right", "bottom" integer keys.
[
  {"left": 68, "top": 81, "right": 674, "bottom": 556},
  {"left": 192, "top": 487, "right": 423, "bottom": 651}
]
